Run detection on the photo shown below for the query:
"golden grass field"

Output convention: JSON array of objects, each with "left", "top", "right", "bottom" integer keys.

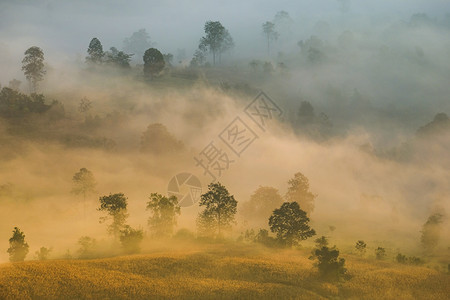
[{"left": 0, "top": 244, "right": 448, "bottom": 300}]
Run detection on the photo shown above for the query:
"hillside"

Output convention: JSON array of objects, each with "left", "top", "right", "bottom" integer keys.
[{"left": 0, "top": 245, "right": 448, "bottom": 300}]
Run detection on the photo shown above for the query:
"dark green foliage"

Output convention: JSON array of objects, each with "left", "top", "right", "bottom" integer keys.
[
  {"left": 143, "top": 48, "right": 165, "bottom": 78},
  {"left": 197, "top": 182, "right": 237, "bottom": 237},
  {"left": 396, "top": 253, "right": 424, "bottom": 265},
  {"left": 22, "top": 46, "right": 45, "bottom": 92},
  {"left": 285, "top": 172, "right": 316, "bottom": 214},
  {"left": 375, "top": 247, "right": 386, "bottom": 260},
  {"left": 119, "top": 226, "right": 144, "bottom": 254},
  {"left": 86, "top": 38, "right": 104, "bottom": 64},
  {"left": 146, "top": 193, "right": 180, "bottom": 238},
  {"left": 312, "top": 246, "right": 347, "bottom": 281},
  {"left": 98, "top": 193, "right": 129, "bottom": 238},
  {"left": 140, "top": 123, "right": 183, "bottom": 154},
  {"left": 35, "top": 247, "right": 51, "bottom": 260},
  {"left": 314, "top": 236, "right": 329, "bottom": 248},
  {"left": 0, "top": 87, "right": 51, "bottom": 118},
  {"left": 77, "top": 236, "right": 97, "bottom": 259},
  {"left": 104, "top": 47, "right": 133, "bottom": 68},
  {"left": 254, "top": 229, "right": 277, "bottom": 247},
  {"left": 199, "top": 21, "right": 234, "bottom": 65},
  {"left": 355, "top": 240, "right": 367, "bottom": 256},
  {"left": 269, "top": 202, "right": 316, "bottom": 247},
  {"left": 7, "top": 227, "right": 29, "bottom": 262}
]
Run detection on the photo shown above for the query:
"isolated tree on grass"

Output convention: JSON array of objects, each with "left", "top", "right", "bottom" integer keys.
[
  {"left": 119, "top": 225, "right": 144, "bottom": 254},
  {"left": 199, "top": 21, "right": 234, "bottom": 65},
  {"left": 355, "top": 240, "right": 367, "bottom": 256},
  {"left": 86, "top": 38, "right": 104, "bottom": 64},
  {"left": 146, "top": 193, "right": 180, "bottom": 238},
  {"left": 98, "top": 193, "right": 129, "bottom": 239},
  {"left": 72, "top": 168, "right": 97, "bottom": 216},
  {"left": 22, "top": 46, "right": 45, "bottom": 93},
  {"left": 269, "top": 201, "right": 316, "bottom": 247},
  {"left": 285, "top": 172, "right": 317, "bottom": 215},
  {"left": 197, "top": 182, "right": 237, "bottom": 237},
  {"left": 240, "top": 186, "right": 283, "bottom": 224},
  {"left": 312, "top": 245, "right": 347, "bottom": 281},
  {"left": 7, "top": 227, "right": 29, "bottom": 262},
  {"left": 262, "top": 21, "right": 279, "bottom": 55},
  {"left": 143, "top": 48, "right": 165, "bottom": 79}
]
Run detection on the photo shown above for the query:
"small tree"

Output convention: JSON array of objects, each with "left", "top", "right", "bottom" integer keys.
[
  {"left": 262, "top": 21, "right": 279, "bottom": 55},
  {"left": 98, "top": 193, "right": 129, "bottom": 239},
  {"left": 22, "top": 46, "right": 45, "bottom": 93},
  {"left": 146, "top": 193, "right": 180, "bottom": 238},
  {"left": 285, "top": 172, "right": 317, "bottom": 214},
  {"left": 355, "top": 240, "right": 367, "bottom": 256},
  {"left": 375, "top": 247, "right": 386, "bottom": 260},
  {"left": 143, "top": 48, "right": 165, "bottom": 79},
  {"left": 197, "top": 182, "right": 237, "bottom": 237},
  {"left": 7, "top": 227, "right": 29, "bottom": 262},
  {"left": 35, "top": 247, "right": 52, "bottom": 260},
  {"left": 72, "top": 168, "right": 97, "bottom": 216},
  {"left": 119, "top": 225, "right": 144, "bottom": 254},
  {"left": 269, "top": 202, "right": 316, "bottom": 247},
  {"left": 86, "top": 38, "right": 104, "bottom": 64},
  {"left": 312, "top": 246, "right": 347, "bottom": 281},
  {"left": 199, "top": 21, "right": 234, "bottom": 65}
]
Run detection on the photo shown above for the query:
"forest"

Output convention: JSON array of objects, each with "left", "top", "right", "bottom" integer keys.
[{"left": 0, "top": 0, "right": 449, "bottom": 299}]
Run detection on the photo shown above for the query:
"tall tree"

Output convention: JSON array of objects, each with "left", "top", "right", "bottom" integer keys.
[
  {"left": 146, "top": 193, "right": 181, "bottom": 238},
  {"left": 22, "top": 46, "right": 45, "bottom": 93},
  {"left": 7, "top": 227, "right": 29, "bottom": 262},
  {"left": 143, "top": 48, "right": 165, "bottom": 79},
  {"left": 123, "top": 29, "right": 153, "bottom": 62},
  {"left": 269, "top": 202, "right": 316, "bottom": 247},
  {"left": 285, "top": 172, "right": 316, "bottom": 214},
  {"left": 199, "top": 21, "right": 234, "bottom": 65},
  {"left": 262, "top": 21, "right": 279, "bottom": 55},
  {"left": 197, "top": 182, "right": 237, "bottom": 237},
  {"left": 98, "top": 193, "right": 129, "bottom": 239},
  {"left": 71, "top": 168, "right": 97, "bottom": 217},
  {"left": 240, "top": 186, "right": 283, "bottom": 224},
  {"left": 86, "top": 38, "right": 104, "bottom": 64}
]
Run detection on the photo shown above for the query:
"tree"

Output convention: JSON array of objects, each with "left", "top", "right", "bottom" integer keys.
[
  {"left": 104, "top": 47, "right": 133, "bottom": 68},
  {"left": 22, "top": 46, "right": 45, "bottom": 93},
  {"left": 262, "top": 21, "right": 279, "bottom": 55},
  {"left": 197, "top": 182, "right": 237, "bottom": 237},
  {"left": 72, "top": 168, "right": 97, "bottom": 217},
  {"left": 285, "top": 172, "right": 316, "bottom": 214},
  {"left": 163, "top": 53, "right": 174, "bottom": 66},
  {"left": 77, "top": 236, "right": 97, "bottom": 259},
  {"left": 86, "top": 38, "right": 104, "bottom": 64},
  {"left": 315, "top": 236, "right": 329, "bottom": 248},
  {"left": 240, "top": 186, "right": 283, "bottom": 224},
  {"left": 199, "top": 21, "right": 234, "bottom": 65},
  {"left": 123, "top": 29, "right": 153, "bottom": 62},
  {"left": 140, "top": 123, "right": 183, "bottom": 154},
  {"left": 143, "top": 48, "right": 165, "bottom": 79},
  {"left": 146, "top": 193, "right": 181, "bottom": 238},
  {"left": 269, "top": 202, "right": 316, "bottom": 247},
  {"left": 355, "top": 240, "right": 367, "bottom": 256},
  {"left": 420, "top": 212, "right": 445, "bottom": 253},
  {"left": 98, "top": 193, "right": 129, "bottom": 239},
  {"left": 7, "top": 227, "right": 29, "bottom": 262},
  {"left": 375, "top": 247, "right": 386, "bottom": 260},
  {"left": 312, "top": 245, "right": 347, "bottom": 281},
  {"left": 119, "top": 225, "right": 144, "bottom": 254},
  {"left": 35, "top": 247, "right": 51, "bottom": 260}
]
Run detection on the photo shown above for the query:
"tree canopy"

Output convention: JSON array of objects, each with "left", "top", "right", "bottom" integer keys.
[
  {"left": 22, "top": 46, "right": 45, "bottom": 93},
  {"left": 199, "top": 21, "right": 234, "bottom": 65}
]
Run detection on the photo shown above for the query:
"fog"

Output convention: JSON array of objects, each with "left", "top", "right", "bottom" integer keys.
[{"left": 0, "top": 0, "right": 449, "bottom": 263}]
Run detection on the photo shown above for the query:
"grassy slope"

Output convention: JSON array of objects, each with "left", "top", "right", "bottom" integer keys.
[{"left": 0, "top": 244, "right": 448, "bottom": 300}]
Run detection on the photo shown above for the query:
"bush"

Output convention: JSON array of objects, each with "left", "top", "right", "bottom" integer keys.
[
  {"left": 375, "top": 247, "right": 386, "bottom": 260},
  {"left": 35, "top": 247, "right": 52, "bottom": 260},
  {"left": 312, "top": 246, "right": 347, "bottom": 281},
  {"left": 120, "top": 226, "right": 144, "bottom": 254}
]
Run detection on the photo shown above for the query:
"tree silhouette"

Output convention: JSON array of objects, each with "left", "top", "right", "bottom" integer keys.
[
  {"left": 262, "top": 21, "right": 279, "bottom": 55},
  {"left": 72, "top": 168, "right": 97, "bottom": 218},
  {"left": 119, "top": 225, "right": 144, "bottom": 254},
  {"left": 197, "top": 182, "right": 237, "bottom": 237},
  {"left": 147, "top": 193, "right": 180, "bottom": 238},
  {"left": 98, "top": 193, "right": 129, "bottom": 239},
  {"left": 143, "top": 48, "right": 165, "bottom": 79},
  {"left": 199, "top": 21, "right": 234, "bottom": 65},
  {"left": 7, "top": 227, "right": 29, "bottom": 262},
  {"left": 86, "top": 38, "right": 104, "bottom": 64},
  {"left": 240, "top": 186, "right": 283, "bottom": 224},
  {"left": 269, "top": 202, "right": 315, "bottom": 247},
  {"left": 285, "top": 172, "right": 316, "bottom": 214},
  {"left": 22, "top": 46, "right": 45, "bottom": 93}
]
